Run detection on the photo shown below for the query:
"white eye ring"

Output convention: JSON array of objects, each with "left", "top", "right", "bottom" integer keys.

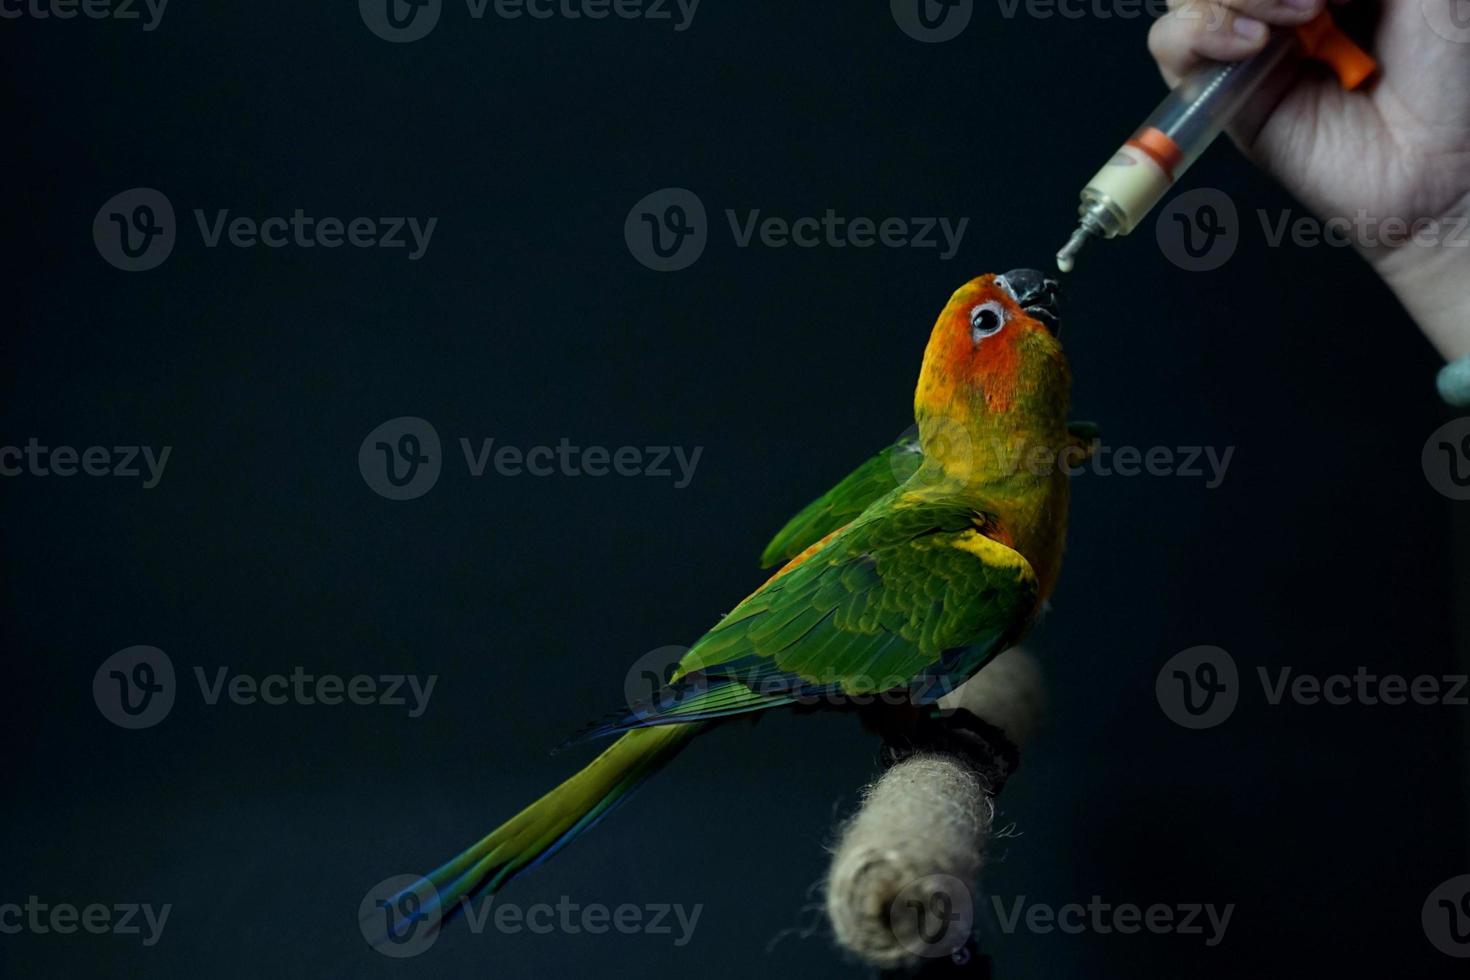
[{"left": 970, "top": 301, "right": 1007, "bottom": 342}]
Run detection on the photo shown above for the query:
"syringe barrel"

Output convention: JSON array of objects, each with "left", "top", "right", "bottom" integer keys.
[
  {"left": 1141, "top": 30, "right": 1297, "bottom": 173},
  {"left": 1076, "top": 30, "right": 1298, "bottom": 237}
]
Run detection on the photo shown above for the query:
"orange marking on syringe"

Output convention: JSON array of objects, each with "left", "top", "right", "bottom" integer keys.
[{"left": 1124, "top": 127, "right": 1184, "bottom": 181}]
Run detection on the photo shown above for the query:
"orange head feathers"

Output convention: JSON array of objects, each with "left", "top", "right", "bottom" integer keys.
[
  {"left": 915, "top": 269, "right": 1069, "bottom": 427},
  {"left": 913, "top": 270, "right": 1072, "bottom": 479}
]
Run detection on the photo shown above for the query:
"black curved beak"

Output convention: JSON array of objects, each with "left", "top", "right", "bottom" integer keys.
[{"left": 1000, "top": 268, "right": 1061, "bottom": 335}]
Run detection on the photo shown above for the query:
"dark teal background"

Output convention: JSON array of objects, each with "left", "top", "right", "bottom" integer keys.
[{"left": 2, "top": 1, "right": 1467, "bottom": 977}]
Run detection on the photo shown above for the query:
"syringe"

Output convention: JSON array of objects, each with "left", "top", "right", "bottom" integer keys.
[{"left": 1056, "top": 12, "right": 1375, "bottom": 273}]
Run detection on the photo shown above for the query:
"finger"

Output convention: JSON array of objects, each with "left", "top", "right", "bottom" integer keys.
[
  {"left": 1150, "top": 0, "right": 1328, "bottom": 85},
  {"left": 1165, "top": 0, "right": 1325, "bottom": 18},
  {"left": 1149, "top": 2, "right": 1276, "bottom": 87}
]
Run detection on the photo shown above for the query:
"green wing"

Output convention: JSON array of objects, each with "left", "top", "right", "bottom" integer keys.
[
  {"left": 574, "top": 493, "right": 1041, "bottom": 737},
  {"left": 760, "top": 434, "right": 922, "bottom": 568},
  {"left": 762, "top": 421, "right": 1099, "bottom": 569},
  {"left": 574, "top": 493, "right": 1037, "bottom": 740}
]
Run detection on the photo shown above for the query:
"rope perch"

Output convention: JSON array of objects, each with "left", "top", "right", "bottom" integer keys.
[{"left": 825, "top": 647, "right": 1045, "bottom": 971}]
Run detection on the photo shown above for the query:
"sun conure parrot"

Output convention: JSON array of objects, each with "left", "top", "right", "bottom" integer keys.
[{"left": 380, "top": 269, "right": 1092, "bottom": 934}]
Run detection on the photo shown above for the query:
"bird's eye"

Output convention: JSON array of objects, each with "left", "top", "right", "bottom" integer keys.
[{"left": 970, "top": 301, "right": 1006, "bottom": 342}]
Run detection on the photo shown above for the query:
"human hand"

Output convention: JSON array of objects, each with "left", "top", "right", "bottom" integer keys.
[{"left": 1149, "top": 0, "right": 1470, "bottom": 359}]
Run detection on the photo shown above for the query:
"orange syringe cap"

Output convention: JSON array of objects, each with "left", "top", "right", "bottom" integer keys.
[{"left": 1295, "top": 9, "right": 1377, "bottom": 89}]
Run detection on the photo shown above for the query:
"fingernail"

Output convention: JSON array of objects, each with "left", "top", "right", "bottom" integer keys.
[{"left": 1234, "top": 16, "right": 1268, "bottom": 40}]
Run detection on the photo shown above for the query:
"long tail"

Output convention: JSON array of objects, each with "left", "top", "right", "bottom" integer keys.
[{"left": 383, "top": 722, "right": 700, "bottom": 935}]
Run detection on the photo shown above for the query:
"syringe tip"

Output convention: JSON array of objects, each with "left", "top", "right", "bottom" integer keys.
[{"left": 1056, "top": 226, "right": 1090, "bottom": 274}]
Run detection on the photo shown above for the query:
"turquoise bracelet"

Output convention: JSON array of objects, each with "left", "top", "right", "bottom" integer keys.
[{"left": 1439, "top": 355, "right": 1470, "bottom": 407}]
